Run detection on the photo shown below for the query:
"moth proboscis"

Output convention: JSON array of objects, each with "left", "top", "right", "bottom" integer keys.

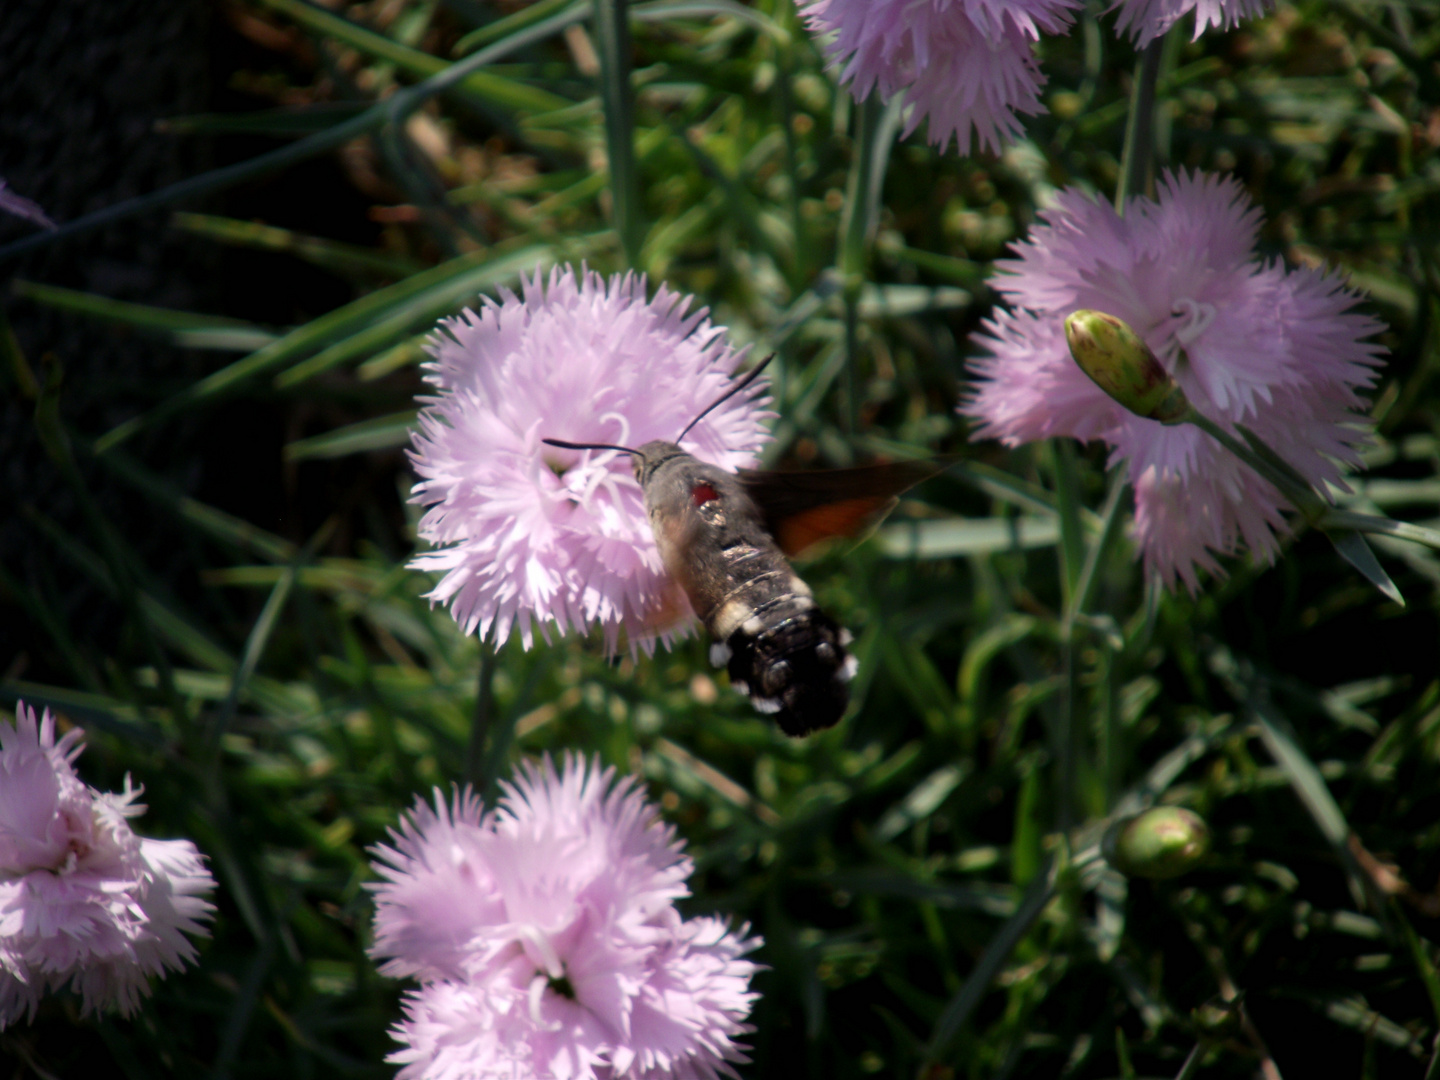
[{"left": 544, "top": 356, "right": 939, "bottom": 736}]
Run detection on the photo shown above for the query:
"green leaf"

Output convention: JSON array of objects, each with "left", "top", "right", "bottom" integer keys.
[
  {"left": 14, "top": 279, "right": 272, "bottom": 340},
  {"left": 926, "top": 856, "right": 1057, "bottom": 1063},
  {"left": 285, "top": 411, "right": 418, "bottom": 461},
  {"left": 878, "top": 517, "right": 1061, "bottom": 559},
  {"left": 173, "top": 212, "right": 424, "bottom": 279},
  {"left": 253, "top": 0, "right": 572, "bottom": 115},
  {"left": 157, "top": 103, "right": 370, "bottom": 136},
  {"left": 274, "top": 242, "right": 559, "bottom": 387},
  {"left": 1328, "top": 528, "right": 1404, "bottom": 605}
]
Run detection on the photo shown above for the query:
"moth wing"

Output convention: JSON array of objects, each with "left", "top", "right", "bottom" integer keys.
[
  {"left": 626, "top": 571, "right": 697, "bottom": 646},
  {"left": 738, "top": 458, "right": 944, "bottom": 558}
]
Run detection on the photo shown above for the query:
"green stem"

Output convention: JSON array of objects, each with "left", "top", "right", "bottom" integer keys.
[
  {"left": 466, "top": 646, "right": 497, "bottom": 792},
  {"left": 594, "top": 0, "right": 644, "bottom": 267},
  {"left": 1069, "top": 471, "right": 1130, "bottom": 812},
  {"left": 1184, "top": 412, "right": 1326, "bottom": 518},
  {"left": 1052, "top": 440, "right": 1086, "bottom": 606},
  {"left": 1052, "top": 440, "right": 1091, "bottom": 833},
  {"left": 838, "top": 95, "right": 891, "bottom": 435},
  {"left": 1115, "top": 37, "right": 1165, "bottom": 210},
  {"left": 1067, "top": 466, "right": 1128, "bottom": 624}
]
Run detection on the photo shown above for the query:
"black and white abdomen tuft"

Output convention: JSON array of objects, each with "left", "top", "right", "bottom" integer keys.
[{"left": 723, "top": 609, "right": 857, "bottom": 736}]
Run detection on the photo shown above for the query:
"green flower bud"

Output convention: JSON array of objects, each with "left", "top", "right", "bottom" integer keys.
[
  {"left": 1064, "top": 310, "right": 1192, "bottom": 424},
  {"left": 1102, "top": 807, "right": 1211, "bottom": 880}
]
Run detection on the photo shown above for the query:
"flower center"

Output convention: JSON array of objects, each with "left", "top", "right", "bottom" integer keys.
[
  {"left": 547, "top": 972, "right": 577, "bottom": 1000},
  {"left": 1170, "top": 298, "right": 1217, "bottom": 347}
]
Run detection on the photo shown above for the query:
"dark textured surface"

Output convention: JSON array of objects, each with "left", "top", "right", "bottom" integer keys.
[{"left": 0, "top": 0, "right": 218, "bottom": 681}]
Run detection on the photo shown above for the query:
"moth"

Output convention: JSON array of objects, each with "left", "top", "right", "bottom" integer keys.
[{"left": 545, "top": 357, "right": 938, "bottom": 737}]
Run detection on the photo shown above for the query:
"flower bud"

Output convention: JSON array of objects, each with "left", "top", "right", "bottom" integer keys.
[
  {"left": 1064, "top": 310, "right": 1192, "bottom": 424},
  {"left": 1102, "top": 806, "right": 1211, "bottom": 880}
]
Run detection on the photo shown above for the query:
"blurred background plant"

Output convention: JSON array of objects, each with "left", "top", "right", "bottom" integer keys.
[{"left": 2, "top": 0, "right": 1440, "bottom": 1077}]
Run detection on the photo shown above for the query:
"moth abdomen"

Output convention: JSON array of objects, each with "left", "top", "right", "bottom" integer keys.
[{"left": 723, "top": 608, "right": 854, "bottom": 737}]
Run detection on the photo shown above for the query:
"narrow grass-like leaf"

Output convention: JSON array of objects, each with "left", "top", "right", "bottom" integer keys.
[
  {"left": 173, "top": 212, "right": 425, "bottom": 279},
  {"left": 1251, "top": 694, "right": 1376, "bottom": 911},
  {"left": 1394, "top": 902, "right": 1440, "bottom": 1033},
  {"left": 631, "top": 0, "right": 787, "bottom": 40},
  {"left": 171, "top": 327, "right": 279, "bottom": 351},
  {"left": 926, "top": 856, "right": 1057, "bottom": 1064},
  {"left": 885, "top": 244, "right": 987, "bottom": 289},
  {"left": 819, "top": 870, "right": 1015, "bottom": 916},
  {"left": 1324, "top": 509, "right": 1440, "bottom": 554},
  {"left": 95, "top": 449, "right": 297, "bottom": 563},
  {"left": 873, "top": 764, "right": 968, "bottom": 842},
  {"left": 96, "top": 249, "right": 489, "bottom": 447},
  {"left": 356, "top": 336, "right": 426, "bottom": 380},
  {"left": 24, "top": 508, "right": 235, "bottom": 676},
  {"left": 253, "top": 0, "right": 570, "bottom": 114},
  {"left": 1173, "top": 1043, "right": 1203, "bottom": 1080},
  {"left": 0, "top": 681, "right": 162, "bottom": 745},
  {"left": 0, "top": 559, "right": 102, "bottom": 691},
  {"left": 1328, "top": 529, "right": 1404, "bottom": 604},
  {"left": 957, "top": 614, "right": 1041, "bottom": 704},
  {"left": 158, "top": 102, "right": 370, "bottom": 136},
  {"left": 0, "top": 5, "right": 586, "bottom": 269},
  {"left": 274, "top": 243, "right": 556, "bottom": 387},
  {"left": 653, "top": 738, "right": 781, "bottom": 825},
  {"left": 34, "top": 370, "right": 183, "bottom": 711},
  {"left": 221, "top": 567, "right": 296, "bottom": 725},
  {"left": 285, "top": 411, "right": 418, "bottom": 461},
  {"left": 852, "top": 284, "right": 972, "bottom": 318},
  {"left": 453, "top": 0, "right": 576, "bottom": 55},
  {"left": 14, "top": 279, "right": 270, "bottom": 338},
  {"left": 879, "top": 517, "right": 1060, "bottom": 559}
]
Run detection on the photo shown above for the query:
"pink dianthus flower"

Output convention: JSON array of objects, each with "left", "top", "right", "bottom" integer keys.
[
  {"left": 369, "top": 755, "right": 762, "bottom": 1080},
  {"left": 799, "top": 0, "right": 1080, "bottom": 156},
  {"left": 0, "top": 702, "right": 216, "bottom": 1027},
  {"left": 407, "top": 266, "right": 772, "bottom": 651},
  {"left": 1112, "top": 0, "right": 1273, "bottom": 46},
  {"left": 963, "top": 171, "right": 1385, "bottom": 590}
]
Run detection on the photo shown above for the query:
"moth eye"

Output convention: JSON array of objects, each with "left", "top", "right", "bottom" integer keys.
[{"left": 691, "top": 482, "right": 719, "bottom": 506}]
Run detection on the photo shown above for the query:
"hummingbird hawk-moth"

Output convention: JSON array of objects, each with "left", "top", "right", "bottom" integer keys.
[{"left": 545, "top": 357, "right": 937, "bottom": 737}]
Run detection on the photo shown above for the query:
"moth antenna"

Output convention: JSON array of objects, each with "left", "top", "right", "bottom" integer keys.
[
  {"left": 675, "top": 353, "right": 775, "bottom": 445},
  {"left": 542, "top": 437, "right": 643, "bottom": 457}
]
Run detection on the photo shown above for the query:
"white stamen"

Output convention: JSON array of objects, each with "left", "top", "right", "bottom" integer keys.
[
  {"left": 513, "top": 924, "right": 564, "bottom": 979},
  {"left": 598, "top": 411, "right": 632, "bottom": 452},
  {"left": 528, "top": 974, "right": 564, "bottom": 1031},
  {"left": 709, "top": 642, "right": 731, "bottom": 667},
  {"left": 1171, "top": 298, "right": 1217, "bottom": 347}
]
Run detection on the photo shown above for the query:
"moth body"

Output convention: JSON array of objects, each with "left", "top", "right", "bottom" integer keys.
[{"left": 634, "top": 440, "right": 853, "bottom": 736}]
